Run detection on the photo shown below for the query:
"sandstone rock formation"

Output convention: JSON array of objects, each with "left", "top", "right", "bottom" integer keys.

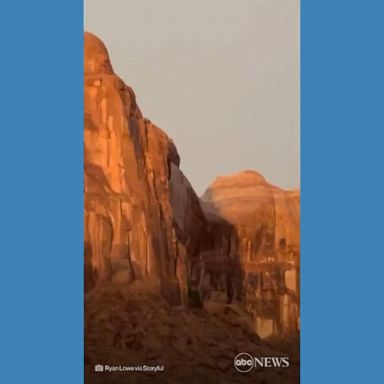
[
  {"left": 199, "top": 171, "right": 300, "bottom": 338},
  {"left": 84, "top": 32, "right": 205, "bottom": 303}
]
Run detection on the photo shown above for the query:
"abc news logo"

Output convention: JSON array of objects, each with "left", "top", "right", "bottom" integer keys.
[{"left": 234, "top": 353, "right": 290, "bottom": 373}]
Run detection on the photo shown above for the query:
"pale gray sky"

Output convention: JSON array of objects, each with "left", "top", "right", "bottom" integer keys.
[{"left": 85, "top": 0, "right": 300, "bottom": 194}]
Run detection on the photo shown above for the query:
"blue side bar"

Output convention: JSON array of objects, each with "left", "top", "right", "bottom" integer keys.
[
  {"left": 0, "top": 1, "right": 83, "bottom": 383},
  {"left": 302, "top": 1, "right": 384, "bottom": 383}
]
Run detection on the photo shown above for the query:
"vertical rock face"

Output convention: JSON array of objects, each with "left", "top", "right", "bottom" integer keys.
[
  {"left": 199, "top": 171, "right": 300, "bottom": 338},
  {"left": 84, "top": 32, "right": 205, "bottom": 302},
  {"left": 84, "top": 32, "right": 300, "bottom": 340}
]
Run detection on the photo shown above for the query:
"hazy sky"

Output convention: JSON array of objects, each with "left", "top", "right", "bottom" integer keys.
[{"left": 85, "top": 0, "right": 300, "bottom": 194}]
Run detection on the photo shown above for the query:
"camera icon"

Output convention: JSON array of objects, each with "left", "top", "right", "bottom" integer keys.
[{"left": 95, "top": 364, "right": 104, "bottom": 372}]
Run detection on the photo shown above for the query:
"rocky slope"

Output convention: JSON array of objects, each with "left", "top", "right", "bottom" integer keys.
[
  {"left": 84, "top": 32, "right": 300, "bottom": 383},
  {"left": 85, "top": 281, "right": 299, "bottom": 384}
]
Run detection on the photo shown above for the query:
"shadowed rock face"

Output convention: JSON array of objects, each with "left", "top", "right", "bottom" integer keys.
[
  {"left": 84, "top": 32, "right": 205, "bottom": 302},
  {"left": 199, "top": 171, "right": 300, "bottom": 338}
]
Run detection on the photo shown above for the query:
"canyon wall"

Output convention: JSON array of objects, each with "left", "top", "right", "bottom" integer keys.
[
  {"left": 84, "top": 32, "right": 300, "bottom": 339},
  {"left": 84, "top": 32, "right": 205, "bottom": 303}
]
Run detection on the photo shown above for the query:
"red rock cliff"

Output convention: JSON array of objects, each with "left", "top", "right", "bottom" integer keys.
[{"left": 84, "top": 32, "right": 205, "bottom": 303}]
